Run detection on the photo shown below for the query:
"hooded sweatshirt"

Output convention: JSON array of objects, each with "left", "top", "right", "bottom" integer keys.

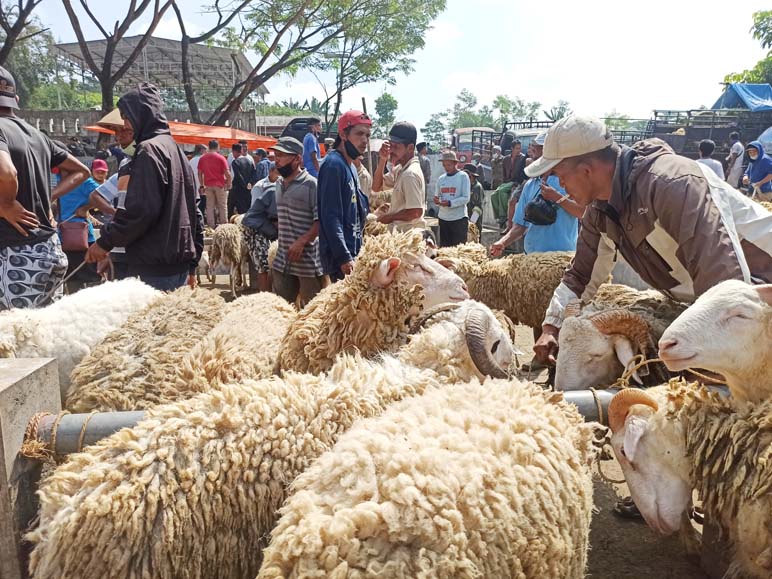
[
  {"left": 97, "top": 83, "right": 202, "bottom": 275},
  {"left": 744, "top": 141, "right": 772, "bottom": 193},
  {"left": 543, "top": 138, "right": 772, "bottom": 327}
]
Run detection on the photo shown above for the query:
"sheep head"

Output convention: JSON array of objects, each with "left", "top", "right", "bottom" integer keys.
[
  {"left": 555, "top": 308, "right": 653, "bottom": 391},
  {"left": 659, "top": 279, "right": 772, "bottom": 403},
  {"left": 608, "top": 387, "right": 691, "bottom": 536}
]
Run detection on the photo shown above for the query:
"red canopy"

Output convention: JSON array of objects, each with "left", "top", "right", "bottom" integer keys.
[{"left": 86, "top": 121, "right": 277, "bottom": 150}]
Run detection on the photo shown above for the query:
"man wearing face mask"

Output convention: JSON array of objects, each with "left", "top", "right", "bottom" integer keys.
[
  {"left": 317, "top": 110, "right": 372, "bottom": 281},
  {"left": 742, "top": 141, "right": 772, "bottom": 201},
  {"left": 372, "top": 121, "right": 426, "bottom": 232},
  {"left": 270, "top": 136, "right": 326, "bottom": 306}
]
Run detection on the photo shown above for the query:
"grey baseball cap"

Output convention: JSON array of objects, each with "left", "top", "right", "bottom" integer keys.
[
  {"left": 0, "top": 66, "right": 19, "bottom": 109},
  {"left": 270, "top": 136, "right": 304, "bottom": 156}
]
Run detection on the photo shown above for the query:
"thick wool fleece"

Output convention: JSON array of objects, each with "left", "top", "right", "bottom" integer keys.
[
  {"left": 0, "top": 279, "right": 161, "bottom": 389},
  {"left": 277, "top": 231, "right": 427, "bottom": 374},
  {"left": 259, "top": 379, "right": 598, "bottom": 579},
  {"left": 64, "top": 287, "right": 226, "bottom": 412},
  {"left": 668, "top": 381, "right": 772, "bottom": 579}
]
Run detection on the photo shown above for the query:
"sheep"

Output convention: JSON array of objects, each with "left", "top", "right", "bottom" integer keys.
[
  {"left": 438, "top": 249, "right": 574, "bottom": 330},
  {"left": 363, "top": 213, "right": 388, "bottom": 237},
  {"left": 368, "top": 188, "right": 392, "bottom": 211},
  {"left": 658, "top": 279, "right": 772, "bottom": 403},
  {"left": 758, "top": 200, "right": 772, "bottom": 212},
  {"left": 267, "top": 239, "right": 278, "bottom": 269},
  {"left": 555, "top": 284, "right": 688, "bottom": 391},
  {"left": 209, "top": 223, "right": 249, "bottom": 298},
  {"left": 195, "top": 249, "right": 214, "bottom": 285},
  {"left": 259, "top": 378, "right": 598, "bottom": 579},
  {"left": 64, "top": 287, "right": 226, "bottom": 412},
  {"left": 467, "top": 219, "right": 480, "bottom": 242},
  {"left": 277, "top": 230, "right": 470, "bottom": 374},
  {"left": 27, "top": 300, "right": 517, "bottom": 579},
  {"left": 608, "top": 382, "right": 772, "bottom": 579},
  {"left": 0, "top": 279, "right": 161, "bottom": 395}
]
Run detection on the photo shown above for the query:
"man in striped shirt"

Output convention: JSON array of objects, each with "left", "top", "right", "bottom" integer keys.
[{"left": 270, "top": 137, "right": 327, "bottom": 306}]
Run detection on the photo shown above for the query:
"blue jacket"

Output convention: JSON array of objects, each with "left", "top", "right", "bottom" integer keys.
[
  {"left": 744, "top": 141, "right": 772, "bottom": 193},
  {"left": 317, "top": 150, "right": 369, "bottom": 274}
]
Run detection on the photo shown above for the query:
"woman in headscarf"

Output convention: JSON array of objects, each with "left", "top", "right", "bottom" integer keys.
[{"left": 742, "top": 141, "right": 772, "bottom": 201}]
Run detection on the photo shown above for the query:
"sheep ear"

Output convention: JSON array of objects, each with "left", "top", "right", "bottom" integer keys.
[
  {"left": 435, "top": 258, "right": 456, "bottom": 271},
  {"left": 755, "top": 284, "right": 772, "bottom": 306},
  {"left": 371, "top": 258, "right": 401, "bottom": 288},
  {"left": 613, "top": 337, "right": 643, "bottom": 384},
  {"left": 623, "top": 413, "right": 649, "bottom": 463}
]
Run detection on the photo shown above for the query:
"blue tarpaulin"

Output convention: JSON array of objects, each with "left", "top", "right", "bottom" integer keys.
[{"left": 712, "top": 83, "right": 772, "bottom": 111}]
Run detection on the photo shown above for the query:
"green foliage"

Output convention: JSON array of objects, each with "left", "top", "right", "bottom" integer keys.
[
  {"left": 27, "top": 79, "right": 102, "bottom": 110},
  {"left": 543, "top": 100, "right": 572, "bottom": 122},
  {"left": 373, "top": 92, "right": 398, "bottom": 137},
  {"left": 421, "top": 112, "right": 448, "bottom": 149},
  {"left": 0, "top": 18, "right": 55, "bottom": 106},
  {"left": 603, "top": 109, "right": 631, "bottom": 130},
  {"left": 492, "top": 95, "right": 541, "bottom": 127},
  {"left": 725, "top": 10, "right": 772, "bottom": 85}
]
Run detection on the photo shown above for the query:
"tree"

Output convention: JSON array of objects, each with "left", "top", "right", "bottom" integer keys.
[
  {"left": 0, "top": 0, "right": 44, "bottom": 67},
  {"left": 543, "top": 100, "right": 571, "bottom": 122},
  {"left": 421, "top": 112, "right": 447, "bottom": 149},
  {"left": 1, "top": 17, "right": 54, "bottom": 106},
  {"left": 373, "top": 92, "right": 397, "bottom": 136},
  {"left": 61, "top": 0, "right": 174, "bottom": 113},
  {"left": 603, "top": 109, "right": 632, "bottom": 130},
  {"left": 725, "top": 11, "right": 772, "bottom": 84},
  {"left": 492, "top": 95, "right": 540, "bottom": 129}
]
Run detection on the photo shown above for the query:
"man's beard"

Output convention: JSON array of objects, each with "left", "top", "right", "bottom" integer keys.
[{"left": 277, "top": 163, "right": 294, "bottom": 178}]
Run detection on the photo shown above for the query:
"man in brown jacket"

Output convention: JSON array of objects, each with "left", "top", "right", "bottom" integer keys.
[{"left": 527, "top": 116, "right": 772, "bottom": 365}]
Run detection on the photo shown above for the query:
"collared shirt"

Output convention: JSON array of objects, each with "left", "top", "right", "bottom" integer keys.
[
  {"left": 382, "top": 156, "right": 426, "bottom": 231},
  {"left": 303, "top": 133, "right": 321, "bottom": 177},
  {"left": 514, "top": 176, "right": 578, "bottom": 254},
  {"left": 272, "top": 169, "right": 323, "bottom": 277}
]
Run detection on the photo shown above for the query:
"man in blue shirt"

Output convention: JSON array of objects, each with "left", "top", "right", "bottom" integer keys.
[
  {"left": 317, "top": 110, "right": 372, "bottom": 281},
  {"left": 253, "top": 148, "right": 270, "bottom": 182},
  {"left": 303, "top": 118, "right": 322, "bottom": 178}
]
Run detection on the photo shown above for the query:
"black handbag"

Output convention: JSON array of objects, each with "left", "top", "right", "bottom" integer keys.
[{"left": 524, "top": 193, "right": 557, "bottom": 226}]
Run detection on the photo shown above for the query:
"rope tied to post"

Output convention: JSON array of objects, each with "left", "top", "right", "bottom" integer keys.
[{"left": 20, "top": 411, "right": 54, "bottom": 460}]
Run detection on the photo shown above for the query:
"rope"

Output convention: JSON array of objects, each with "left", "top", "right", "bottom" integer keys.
[
  {"left": 41, "top": 261, "right": 87, "bottom": 304},
  {"left": 49, "top": 410, "right": 70, "bottom": 461},
  {"left": 609, "top": 355, "right": 727, "bottom": 389},
  {"left": 589, "top": 387, "right": 604, "bottom": 425},
  {"left": 77, "top": 411, "right": 98, "bottom": 453},
  {"left": 19, "top": 411, "right": 54, "bottom": 460},
  {"left": 595, "top": 448, "right": 627, "bottom": 485}
]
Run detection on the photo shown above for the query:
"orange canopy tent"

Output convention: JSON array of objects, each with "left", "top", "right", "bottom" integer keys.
[{"left": 86, "top": 121, "right": 277, "bottom": 150}]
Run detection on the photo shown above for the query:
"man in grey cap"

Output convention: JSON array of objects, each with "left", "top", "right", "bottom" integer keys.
[
  {"left": 269, "top": 136, "right": 327, "bottom": 306},
  {"left": 526, "top": 115, "right": 772, "bottom": 367},
  {"left": 0, "top": 66, "right": 90, "bottom": 309},
  {"left": 372, "top": 121, "right": 426, "bottom": 231}
]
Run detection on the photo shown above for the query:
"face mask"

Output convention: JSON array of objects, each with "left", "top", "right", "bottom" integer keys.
[
  {"left": 344, "top": 139, "right": 362, "bottom": 159},
  {"left": 749, "top": 152, "right": 759, "bottom": 161},
  {"left": 277, "top": 163, "right": 294, "bottom": 178}
]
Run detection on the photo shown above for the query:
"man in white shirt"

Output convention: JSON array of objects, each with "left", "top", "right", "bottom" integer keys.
[
  {"left": 696, "top": 139, "right": 725, "bottom": 180},
  {"left": 726, "top": 131, "right": 745, "bottom": 187},
  {"left": 434, "top": 150, "right": 470, "bottom": 247}
]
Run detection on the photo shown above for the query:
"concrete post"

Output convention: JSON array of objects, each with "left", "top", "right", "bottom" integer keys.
[{"left": 0, "top": 358, "right": 60, "bottom": 579}]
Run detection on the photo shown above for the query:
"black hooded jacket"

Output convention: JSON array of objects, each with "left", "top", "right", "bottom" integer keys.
[{"left": 97, "top": 83, "right": 202, "bottom": 275}]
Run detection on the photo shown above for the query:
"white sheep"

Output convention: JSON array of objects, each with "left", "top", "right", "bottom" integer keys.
[
  {"left": 28, "top": 301, "right": 516, "bottom": 579},
  {"left": 555, "top": 284, "right": 687, "bottom": 391},
  {"left": 195, "top": 249, "right": 214, "bottom": 286},
  {"left": 658, "top": 279, "right": 772, "bottom": 403},
  {"left": 209, "top": 223, "right": 249, "bottom": 298},
  {"left": 259, "top": 378, "right": 598, "bottom": 579},
  {"left": 277, "top": 230, "right": 470, "bottom": 374},
  {"left": 0, "top": 279, "right": 161, "bottom": 396},
  {"left": 64, "top": 287, "right": 226, "bottom": 412},
  {"left": 608, "top": 382, "right": 772, "bottom": 579}
]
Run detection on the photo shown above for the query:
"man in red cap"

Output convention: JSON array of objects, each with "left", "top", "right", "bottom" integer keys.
[{"left": 317, "top": 110, "right": 372, "bottom": 280}]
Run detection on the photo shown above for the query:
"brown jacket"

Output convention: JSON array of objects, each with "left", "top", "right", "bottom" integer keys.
[{"left": 544, "top": 139, "right": 772, "bottom": 327}]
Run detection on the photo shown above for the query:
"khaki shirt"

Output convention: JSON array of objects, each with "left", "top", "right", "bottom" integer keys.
[{"left": 383, "top": 156, "right": 426, "bottom": 231}]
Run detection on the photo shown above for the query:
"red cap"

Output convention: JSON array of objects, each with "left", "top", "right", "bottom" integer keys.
[
  {"left": 91, "top": 159, "right": 108, "bottom": 172},
  {"left": 337, "top": 110, "right": 372, "bottom": 134}
]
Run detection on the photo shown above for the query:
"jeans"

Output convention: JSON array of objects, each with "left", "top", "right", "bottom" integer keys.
[{"left": 138, "top": 272, "right": 188, "bottom": 291}]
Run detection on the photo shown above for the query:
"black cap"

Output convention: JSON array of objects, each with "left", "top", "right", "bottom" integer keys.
[
  {"left": 0, "top": 67, "right": 19, "bottom": 109},
  {"left": 389, "top": 121, "right": 417, "bottom": 145},
  {"left": 463, "top": 163, "right": 480, "bottom": 177},
  {"left": 270, "top": 136, "right": 303, "bottom": 156}
]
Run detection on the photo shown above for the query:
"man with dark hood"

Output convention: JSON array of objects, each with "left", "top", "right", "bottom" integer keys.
[
  {"left": 229, "top": 143, "right": 254, "bottom": 216},
  {"left": 85, "top": 82, "right": 202, "bottom": 291},
  {"left": 742, "top": 141, "right": 772, "bottom": 201}
]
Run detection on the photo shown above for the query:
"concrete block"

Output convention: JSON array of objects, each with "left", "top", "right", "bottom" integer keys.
[{"left": 0, "top": 358, "right": 61, "bottom": 579}]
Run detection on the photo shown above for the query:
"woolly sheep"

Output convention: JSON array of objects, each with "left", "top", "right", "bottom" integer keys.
[
  {"left": 555, "top": 284, "right": 687, "bottom": 391},
  {"left": 210, "top": 223, "right": 249, "bottom": 298},
  {"left": 28, "top": 300, "right": 516, "bottom": 579},
  {"left": 195, "top": 249, "right": 214, "bottom": 285},
  {"left": 758, "top": 200, "right": 772, "bottom": 212},
  {"left": 277, "top": 230, "right": 469, "bottom": 374},
  {"left": 259, "top": 378, "right": 597, "bottom": 579},
  {"left": 363, "top": 213, "right": 388, "bottom": 237},
  {"left": 659, "top": 279, "right": 772, "bottom": 403},
  {"left": 0, "top": 279, "right": 161, "bottom": 395},
  {"left": 608, "top": 383, "right": 772, "bottom": 579},
  {"left": 64, "top": 287, "right": 226, "bottom": 412}
]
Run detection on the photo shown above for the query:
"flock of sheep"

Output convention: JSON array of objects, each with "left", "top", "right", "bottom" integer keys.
[{"left": 1, "top": 217, "right": 771, "bottom": 578}]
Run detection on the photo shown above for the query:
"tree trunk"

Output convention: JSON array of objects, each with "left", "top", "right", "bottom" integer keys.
[
  {"left": 180, "top": 35, "right": 201, "bottom": 123},
  {"left": 101, "top": 81, "right": 114, "bottom": 115}
]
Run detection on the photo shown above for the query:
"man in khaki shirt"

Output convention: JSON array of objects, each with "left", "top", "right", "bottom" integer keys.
[{"left": 372, "top": 121, "right": 426, "bottom": 231}]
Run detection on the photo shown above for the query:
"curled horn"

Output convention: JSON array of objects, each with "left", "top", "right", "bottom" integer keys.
[
  {"left": 465, "top": 307, "right": 509, "bottom": 379},
  {"left": 409, "top": 303, "right": 461, "bottom": 334},
  {"left": 589, "top": 309, "right": 654, "bottom": 376},
  {"left": 608, "top": 388, "right": 659, "bottom": 433}
]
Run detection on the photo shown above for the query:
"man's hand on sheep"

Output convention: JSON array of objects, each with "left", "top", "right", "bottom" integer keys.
[
  {"left": 490, "top": 240, "right": 505, "bottom": 257},
  {"left": 533, "top": 324, "right": 560, "bottom": 365},
  {"left": 287, "top": 239, "right": 306, "bottom": 262},
  {"left": 340, "top": 261, "right": 354, "bottom": 275},
  {"left": 85, "top": 242, "right": 109, "bottom": 264}
]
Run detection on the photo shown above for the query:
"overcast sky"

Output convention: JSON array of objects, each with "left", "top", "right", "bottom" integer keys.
[{"left": 38, "top": 0, "right": 771, "bottom": 137}]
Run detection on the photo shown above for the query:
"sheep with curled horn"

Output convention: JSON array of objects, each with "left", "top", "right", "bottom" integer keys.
[{"left": 555, "top": 285, "right": 686, "bottom": 391}]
